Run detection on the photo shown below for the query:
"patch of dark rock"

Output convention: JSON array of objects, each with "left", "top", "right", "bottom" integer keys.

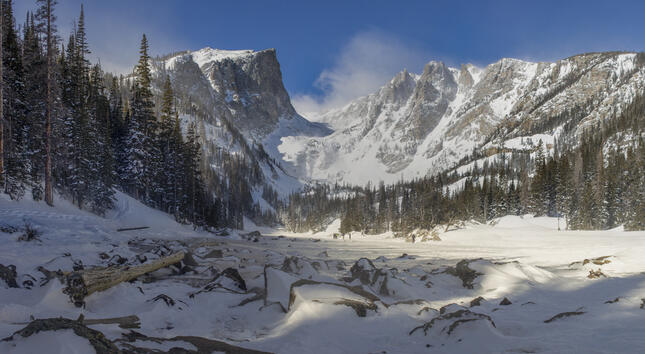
[
  {"left": 392, "top": 299, "right": 428, "bottom": 306},
  {"left": 220, "top": 268, "right": 247, "bottom": 291},
  {"left": 440, "top": 304, "right": 467, "bottom": 314},
  {"left": 417, "top": 306, "right": 438, "bottom": 316},
  {"left": 182, "top": 252, "right": 199, "bottom": 267},
  {"left": 640, "top": 299, "right": 645, "bottom": 309},
  {"left": 588, "top": 269, "right": 606, "bottom": 279},
  {"left": 499, "top": 297, "right": 512, "bottom": 306},
  {"left": 544, "top": 311, "right": 585, "bottom": 323},
  {"left": 398, "top": 253, "right": 416, "bottom": 260},
  {"left": 21, "top": 274, "right": 36, "bottom": 289},
  {"left": 409, "top": 309, "right": 496, "bottom": 336},
  {"left": 444, "top": 260, "right": 482, "bottom": 289},
  {"left": 2, "top": 318, "right": 119, "bottom": 354},
  {"left": 280, "top": 256, "right": 319, "bottom": 277},
  {"left": 334, "top": 299, "right": 378, "bottom": 317},
  {"left": 203, "top": 249, "right": 224, "bottom": 259},
  {"left": 189, "top": 268, "right": 247, "bottom": 297},
  {"left": 36, "top": 266, "right": 64, "bottom": 286},
  {"left": 521, "top": 301, "right": 536, "bottom": 306},
  {"left": 235, "top": 287, "right": 266, "bottom": 307},
  {"left": 72, "top": 259, "right": 84, "bottom": 271},
  {"left": 0, "top": 223, "right": 19, "bottom": 234},
  {"left": 0, "top": 264, "right": 19, "bottom": 288},
  {"left": 349, "top": 258, "right": 376, "bottom": 283},
  {"left": 583, "top": 256, "right": 612, "bottom": 266},
  {"left": 604, "top": 297, "right": 620, "bottom": 304},
  {"left": 348, "top": 258, "right": 402, "bottom": 296},
  {"left": 470, "top": 296, "right": 485, "bottom": 307}
]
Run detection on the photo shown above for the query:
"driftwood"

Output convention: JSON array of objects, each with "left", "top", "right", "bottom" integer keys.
[
  {"left": 117, "top": 330, "right": 272, "bottom": 354},
  {"left": 116, "top": 226, "right": 150, "bottom": 232},
  {"left": 64, "top": 251, "right": 185, "bottom": 306},
  {"left": 12, "top": 314, "right": 141, "bottom": 329},
  {"left": 2, "top": 317, "right": 120, "bottom": 354},
  {"left": 544, "top": 310, "right": 585, "bottom": 323}
]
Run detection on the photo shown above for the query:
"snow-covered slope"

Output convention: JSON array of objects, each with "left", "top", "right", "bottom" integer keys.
[
  {"left": 3, "top": 194, "right": 645, "bottom": 353},
  {"left": 282, "top": 52, "right": 645, "bottom": 185}
]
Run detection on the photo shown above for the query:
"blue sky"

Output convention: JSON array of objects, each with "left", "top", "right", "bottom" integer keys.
[{"left": 15, "top": 0, "right": 645, "bottom": 113}]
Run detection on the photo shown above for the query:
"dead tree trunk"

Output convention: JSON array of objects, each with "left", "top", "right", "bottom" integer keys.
[{"left": 64, "top": 251, "right": 185, "bottom": 306}]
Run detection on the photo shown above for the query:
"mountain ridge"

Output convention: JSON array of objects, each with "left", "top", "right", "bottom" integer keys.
[{"left": 281, "top": 51, "right": 644, "bottom": 185}]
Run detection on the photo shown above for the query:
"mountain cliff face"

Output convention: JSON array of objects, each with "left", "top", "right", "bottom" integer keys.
[
  {"left": 150, "top": 48, "right": 331, "bottom": 199},
  {"left": 280, "top": 52, "right": 645, "bottom": 185}
]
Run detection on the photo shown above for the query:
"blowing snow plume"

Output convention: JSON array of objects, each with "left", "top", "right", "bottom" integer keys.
[{"left": 292, "top": 30, "right": 430, "bottom": 118}]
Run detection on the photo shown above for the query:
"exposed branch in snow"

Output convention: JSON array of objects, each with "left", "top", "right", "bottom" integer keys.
[
  {"left": 116, "top": 226, "right": 150, "bottom": 232},
  {"left": 2, "top": 318, "right": 120, "bottom": 354},
  {"left": 11, "top": 315, "right": 141, "bottom": 329},
  {"left": 544, "top": 311, "right": 586, "bottom": 323}
]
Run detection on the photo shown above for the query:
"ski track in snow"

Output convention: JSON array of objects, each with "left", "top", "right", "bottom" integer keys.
[{"left": 1, "top": 194, "right": 645, "bottom": 353}]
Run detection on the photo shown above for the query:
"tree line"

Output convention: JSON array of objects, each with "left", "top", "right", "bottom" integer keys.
[
  {"left": 280, "top": 93, "right": 645, "bottom": 233},
  {"left": 0, "top": 0, "right": 268, "bottom": 228}
]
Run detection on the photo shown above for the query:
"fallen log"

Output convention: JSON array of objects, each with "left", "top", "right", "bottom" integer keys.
[
  {"left": 116, "top": 226, "right": 149, "bottom": 232},
  {"left": 64, "top": 251, "right": 185, "bottom": 306},
  {"left": 117, "top": 330, "right": 273, "bottom": 354},
  {"left": 2, "top": 318, "right": 119, "bottom": 354},
  {"left": 11, "top": 314, "right": 141, "bottom": 329}
]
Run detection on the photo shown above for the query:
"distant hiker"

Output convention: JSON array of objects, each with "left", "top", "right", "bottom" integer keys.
[{"left": 412, "top": 234, "right": 416, "bottom": 243}]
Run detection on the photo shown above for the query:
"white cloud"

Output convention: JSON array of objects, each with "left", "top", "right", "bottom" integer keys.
[{"left": 292, "top": 30, "right": 430, "bottom": 118}]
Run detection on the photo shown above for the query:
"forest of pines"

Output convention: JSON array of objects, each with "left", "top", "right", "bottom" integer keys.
[
  {"left": 1, "top": 0, "right": 644, "bottom": 234},
  {"left": 0, "top": 0, "right": 240, "bottom": 228}
]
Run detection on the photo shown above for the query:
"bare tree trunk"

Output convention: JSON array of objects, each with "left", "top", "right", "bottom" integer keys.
[
  {"left": 0, "top": 0, "right": 4, "bottom": 191},
  {"left": 44, "top": 0, "right": 53, "bottom": 206},
  {"left": 64, "top": 251, "right": 185, "bottom": 306}
]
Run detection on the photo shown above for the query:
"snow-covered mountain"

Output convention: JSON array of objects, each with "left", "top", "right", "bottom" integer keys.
[
  {"left": 281, "top": 52, "right": 645, "bottom": 185},
  {"left": 151, "top": 48, "right": 645, "bottom": 191},
  {"left": 149, "top": 47, "right": 331, "bottom": 198}
]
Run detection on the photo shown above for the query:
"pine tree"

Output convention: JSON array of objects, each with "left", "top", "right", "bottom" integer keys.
[
  {"left": 124, "top": 34, "right": 157, "bottom": 202},
  {"left": 22, "top": 12, "right": 47, "bottom": 199},
  {"left": 2, "top": 0, "right": 28, "bottom": 198}
]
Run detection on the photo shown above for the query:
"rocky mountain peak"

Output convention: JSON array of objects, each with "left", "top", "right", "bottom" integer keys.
[{"left": 458, "top": 64, "right": 475, "bottom": 88}]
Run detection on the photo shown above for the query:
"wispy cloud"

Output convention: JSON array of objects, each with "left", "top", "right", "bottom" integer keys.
[{"left": 292, "top": 30, "right": 430, "bottom": 118}]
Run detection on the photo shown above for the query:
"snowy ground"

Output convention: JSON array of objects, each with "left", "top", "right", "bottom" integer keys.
[{"left": 1, "top": 193, "right": 645, "bottom": 353}]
